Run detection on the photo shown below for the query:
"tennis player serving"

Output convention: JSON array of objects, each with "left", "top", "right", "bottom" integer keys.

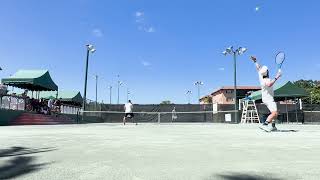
[{"left": 250, "top": 56, "right": 282, "bottom": 132}]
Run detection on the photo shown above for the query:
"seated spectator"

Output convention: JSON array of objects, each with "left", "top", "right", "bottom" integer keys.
[
  {"left": 30, "top": 98, "right": 36, "bottom": 112},
  {"left": 54, "top": 98, "right": 62, "bottom": 113},
  {"left": 47, "top": 98, "right": 54, "bottom": 115},
  {"left": 35, "top": 99, "right": 41, "bottom": 113},
  {"left": 0, "top": 84, "right": 8, "bottom": 96},
  {"left": 21, "top": 89, "right": 28, "bottom": 98}
]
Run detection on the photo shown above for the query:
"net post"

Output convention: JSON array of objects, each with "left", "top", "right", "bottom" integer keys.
[{"left": 158, "top": 113, "right": 160, "bottom": 124}]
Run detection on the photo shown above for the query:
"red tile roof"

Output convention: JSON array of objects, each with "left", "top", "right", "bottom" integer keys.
[{"left": 210, "top": 86, "right": 260, "bottom": 95}]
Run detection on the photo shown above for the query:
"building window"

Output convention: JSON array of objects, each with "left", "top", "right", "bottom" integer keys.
[
  {"left": 227, "top": 97, "right": 234, "bottom": 102},
  {"left": 226, "top": 90, "right": 233, "bottom": 94}
]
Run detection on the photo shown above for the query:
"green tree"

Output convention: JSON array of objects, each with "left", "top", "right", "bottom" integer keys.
[
  {"left": 294, "top": 79, "right": 320, "bottom": 104},
  {"left": 201, "top": 96, "right": 212, "bottom": 104},
  {"left": 160, "top": 100, "right": 172, "bottom": 104}
]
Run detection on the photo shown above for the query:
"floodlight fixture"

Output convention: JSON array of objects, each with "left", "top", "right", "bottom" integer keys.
[
  {"left": 226, "top": 46, "right": 233, "bottom": 54},
  {"left": 86, "top": 44, "right": 96, "bottom": 53},
  {"left": 237, "top": 47, "right": 247, "bottom": 55},
  {"left": 222, "top": 51, "right": 228, "bottom": 56}
]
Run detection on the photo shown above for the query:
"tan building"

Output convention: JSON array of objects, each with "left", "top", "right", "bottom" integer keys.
[{"left": 200, "top": 86, "right": 260, "bottom": 104}]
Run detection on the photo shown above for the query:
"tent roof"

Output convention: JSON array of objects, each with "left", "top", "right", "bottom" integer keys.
[
  {"left": 1, "top": 70, "right": 58, "bottom": 91},
  {"left": 29, "top": 91, "right": 83, "bottom": 104},
  {"left": 249, "top": 81, "right": 309, "bottom": 100}
]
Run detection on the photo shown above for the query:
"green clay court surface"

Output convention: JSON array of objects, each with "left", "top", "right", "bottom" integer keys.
[{"left": 1, "top": 123, "right": 320, "bottom": 180}]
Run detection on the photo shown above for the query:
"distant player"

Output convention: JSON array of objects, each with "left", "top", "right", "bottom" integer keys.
[
  {"left": 250, "top": 56, "right": 282, "bottom": 131},
  {"left": 172, "top": 107, "right": 177, "bottom": 122},
  {"left": 123, "top": 100, "right": 136, "bottom": 125}
]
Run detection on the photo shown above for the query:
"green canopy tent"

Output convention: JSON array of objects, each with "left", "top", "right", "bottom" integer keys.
[
  {"left": 249, "top": 81, "right": 309, "bottom": 123},
  {"left": 1, "top": 70, "right": 58, "bottom": 104},
  {"left": 1, "top": 70, "right": 58, "bottom": 92},
  {"left": 28, "top": 91, "right": 83, "bottom": 106},
  {"left": 250, "top": 81, "right": 308, "bottom": 101}
]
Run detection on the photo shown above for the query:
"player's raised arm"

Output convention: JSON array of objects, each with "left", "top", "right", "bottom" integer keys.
[
  {"left": 266, "top": 70, "right": 282, "bottom": 87},
  {"left": 250, "top": 56, "right": 261, "bottom": 71}
]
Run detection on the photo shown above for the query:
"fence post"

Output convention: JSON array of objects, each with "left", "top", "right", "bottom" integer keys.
[
  {"left": 158, "top": 113, "right": 160, "bottom": 124},
  {"left": 76, "top": 110, "right": 79, "bottom": 124},
  {"left": 295, "top": 99, "right": 298, "bottom": 123},
  {"left": 16, "top": 97, "right": 18, "bottom": 110},
  {"left": 285, "top": 97, "right": 289, "bottom": 123}
]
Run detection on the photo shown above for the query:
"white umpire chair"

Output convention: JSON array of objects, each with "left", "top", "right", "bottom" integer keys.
[{"left": 241, "top": 99, "right": 260, "bottom": 123}]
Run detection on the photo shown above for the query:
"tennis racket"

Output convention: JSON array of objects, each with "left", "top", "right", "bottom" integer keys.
[{"left": 275, "top": 51, "right": 285, "bottom": 70}]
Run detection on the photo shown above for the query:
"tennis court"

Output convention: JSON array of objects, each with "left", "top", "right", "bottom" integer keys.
[{"left": 1, "top": 123, "right": 320, "bottom": 180}]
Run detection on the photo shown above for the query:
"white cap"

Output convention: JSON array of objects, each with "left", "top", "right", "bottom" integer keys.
[{"left": 259, "top": 66, "right": 268, "bottom": 76}]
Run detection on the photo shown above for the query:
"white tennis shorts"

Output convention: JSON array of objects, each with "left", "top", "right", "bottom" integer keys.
[{"left": 264, "top": 101, "right": 277, "bottom": 112}]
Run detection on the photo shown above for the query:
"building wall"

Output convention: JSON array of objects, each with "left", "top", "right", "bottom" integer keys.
[
  {"left": 223, "top": 90, "right": 235, "bottom": 104},
  {"left": 211, "top": 89, "right": 258, "bottom": 104},
  {"left": 211, "top": 91, "right": 221, "bottom": 104},
  {"left": 212, "top": 90, "right": 235, "bottom": 104}
]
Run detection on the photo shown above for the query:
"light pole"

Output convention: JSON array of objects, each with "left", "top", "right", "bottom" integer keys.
[
  {"left": 194, "top": 81, "right": 204, "bottom": 104},
  {"left": 185, "top": 90, "right": 192, "bottom": 104},
  {"left": 0, "top": 67, "right": 2, "bottom": 108},
  {"left": 126, "top": 88, "right": 130, "bottom": 102},
  {"left": 117, "top": 75, "right": 123, "bottom": 104},
  {"left": 82, "top": 44, "right": 96, "bottom": 119},
  {"left": 108, "top": 86, "right": 112, "bottom": 104},
  {"left": 223, "top": 46, "right": 247, "bottom": 123},
  {"left": 95, "top": 75, "right": 98, "bottom": 110}
]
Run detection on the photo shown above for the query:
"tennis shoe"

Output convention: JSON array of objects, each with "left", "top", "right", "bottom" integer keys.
[{"left": 270, "top": 126, "right": 277, "bottom": 132}]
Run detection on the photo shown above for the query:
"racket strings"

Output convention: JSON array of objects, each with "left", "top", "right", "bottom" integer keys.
[{"left": 276, "top": 52, "right": 285, "bottom": 64}]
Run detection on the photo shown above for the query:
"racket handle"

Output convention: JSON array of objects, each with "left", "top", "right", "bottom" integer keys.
[{"left": 279, "top": 62, "right": 283, "bottom": 69}]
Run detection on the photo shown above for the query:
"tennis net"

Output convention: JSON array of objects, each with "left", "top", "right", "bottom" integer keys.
[{"left": 79, "top": 110, "right": 239, "bottom": 123}]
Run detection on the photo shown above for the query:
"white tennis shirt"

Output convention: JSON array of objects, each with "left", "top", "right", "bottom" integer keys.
[
  {"left": 124, "top": 103, "right": 133, "bottom": 113},
  {"left": 258, "top": 73, "right": 275, "bottom": 103}
]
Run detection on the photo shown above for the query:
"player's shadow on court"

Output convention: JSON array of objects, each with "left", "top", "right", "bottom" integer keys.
[
  {"left": 207, "top": 173, "right": 284, "bottom": 180},
  {"left": 0, "top": 146, "right": 56, "bottom": 179}
]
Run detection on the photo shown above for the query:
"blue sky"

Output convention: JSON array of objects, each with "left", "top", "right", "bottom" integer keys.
[{"left": 0, "top": 0, "right": 319, "bottom": 104}]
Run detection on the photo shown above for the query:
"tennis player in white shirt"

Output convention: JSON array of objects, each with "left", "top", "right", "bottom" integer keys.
[
  {"left": 251, "top": 56, "right": 282, "bottom": 131},
  {"left": 123, "top": 100, "right": 136, "bottom": 125}
]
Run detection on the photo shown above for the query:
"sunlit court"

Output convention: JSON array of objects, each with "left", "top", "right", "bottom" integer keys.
[
  {"left": 1, "top": 123, "right": 320, "bottom": 180},
  {"left": 1, "top": 0, "right": 320, "bottom": 179}
]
